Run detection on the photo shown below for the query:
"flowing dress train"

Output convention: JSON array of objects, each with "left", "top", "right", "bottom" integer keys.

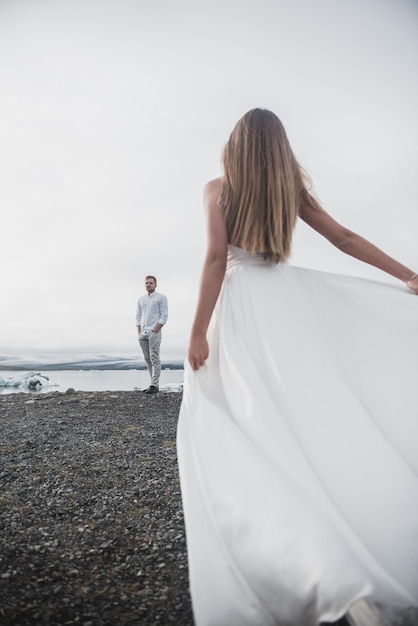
[{"left": 177, "top": 245, "right": 418, "bottom": 626}]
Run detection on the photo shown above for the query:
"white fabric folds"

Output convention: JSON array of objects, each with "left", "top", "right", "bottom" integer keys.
[{"left": 177, "top": 245, "right": 418, "bottom": 626}]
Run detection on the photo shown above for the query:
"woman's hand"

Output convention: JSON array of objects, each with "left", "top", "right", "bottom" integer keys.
[
  {"left": 187, "top": 335, "right": 209, "bottom": 371},
  {"left": 406, "top": 273, "right": 418, "bottom": 294}
]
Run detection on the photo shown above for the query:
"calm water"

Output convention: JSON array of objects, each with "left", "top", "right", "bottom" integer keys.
[{"left": 0, "top": 369, "right": 184, "bottom": 395}]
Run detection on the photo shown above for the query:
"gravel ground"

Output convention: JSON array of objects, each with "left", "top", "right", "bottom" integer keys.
[
  {"left": 0, "top": 389, "right": 355, "bottom": 626},
  {"left": 0, "top": 390, "right": 192, "bottom": 626}
]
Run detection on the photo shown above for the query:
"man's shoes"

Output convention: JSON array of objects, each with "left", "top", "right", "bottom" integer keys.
[{"left": 144, "top": 386, "right": 159, "bottom": 394}]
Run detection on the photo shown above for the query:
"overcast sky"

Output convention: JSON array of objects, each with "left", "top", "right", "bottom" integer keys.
[{"left": 1, "top": 0, "right": 417, "bottom": 358}]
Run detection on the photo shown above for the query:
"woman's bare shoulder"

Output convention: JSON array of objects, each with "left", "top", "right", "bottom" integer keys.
[
  {"left": 203, "top": 178, "right": 223, "bottom": 215},
  {"left": 204, "top": 177, "right": 222, "bottom": 196}
]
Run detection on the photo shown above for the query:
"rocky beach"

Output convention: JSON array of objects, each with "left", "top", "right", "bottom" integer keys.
[{"left": 0, "top": 390, "right": 192, "bottom": 626}]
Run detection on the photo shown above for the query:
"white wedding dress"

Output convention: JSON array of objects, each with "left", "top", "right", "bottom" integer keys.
[{"left": 177, "top": 245, "right": 418, "bottom": 626}]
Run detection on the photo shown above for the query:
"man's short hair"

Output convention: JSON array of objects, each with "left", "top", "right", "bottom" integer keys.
[{"left": 145, "top": 275, "right": 157, "bottom": 283}]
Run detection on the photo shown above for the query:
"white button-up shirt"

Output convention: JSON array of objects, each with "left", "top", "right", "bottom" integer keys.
[{"left": 136, "top": 292, "right": 168, "bottom": 331}]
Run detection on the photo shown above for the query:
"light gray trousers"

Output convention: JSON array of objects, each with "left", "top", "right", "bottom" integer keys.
[{"left": 138, "top": 330, "right": 162, "bottom": 387}]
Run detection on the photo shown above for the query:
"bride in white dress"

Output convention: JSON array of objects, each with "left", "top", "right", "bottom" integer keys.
[{"left": 177, "top": 108, "right": 418, "bottom": 626}]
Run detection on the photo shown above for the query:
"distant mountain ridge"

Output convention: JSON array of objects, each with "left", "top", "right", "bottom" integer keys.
[{"left": 0, "top": 354, "right": 184, "bottom": 371}]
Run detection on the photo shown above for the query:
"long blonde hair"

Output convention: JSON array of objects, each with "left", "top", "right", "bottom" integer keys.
[{"left": 220, "top": 108, "right": 318, "bottom": 264}]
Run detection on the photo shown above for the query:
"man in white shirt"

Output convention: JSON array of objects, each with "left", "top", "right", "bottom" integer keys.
[{"left": 136, "top": 275, "right": 168, "bottom": 394}]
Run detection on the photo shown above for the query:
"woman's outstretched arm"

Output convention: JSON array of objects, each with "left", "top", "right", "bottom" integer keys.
[
  {"left": 299, "top": 202, "right": 418, "bottom": 294},
  {"left": 187, "top": 178, "right": 228, "bottom": 370}
]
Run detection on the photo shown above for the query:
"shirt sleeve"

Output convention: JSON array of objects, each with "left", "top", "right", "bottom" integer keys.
[
  {"left": 158, "top": 295, "right": 168, "bottom": 325},
  {"left": 135, "top": 299, "right": 142, "bottom": 326}
]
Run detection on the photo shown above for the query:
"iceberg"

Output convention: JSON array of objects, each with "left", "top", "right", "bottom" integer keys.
[{"left": 0, "top": 372, "right": 51, "bottom": 390}]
